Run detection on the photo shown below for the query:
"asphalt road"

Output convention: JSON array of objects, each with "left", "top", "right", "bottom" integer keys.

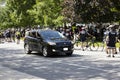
[{"left": 0, "top": 41, "right": 120, "bottom": 80}]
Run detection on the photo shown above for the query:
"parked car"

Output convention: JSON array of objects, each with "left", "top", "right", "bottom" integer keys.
[{"left": 24, "top": 29, "right": 74, "bottom": 57}]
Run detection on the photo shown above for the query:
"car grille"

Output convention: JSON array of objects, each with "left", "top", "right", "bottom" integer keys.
[
  {"left": 48, "top": 42, "right": 73, "bottom": 52},
  {"left": 56, "top": 42, "right": 70, "bottom": 47},
  {"left": 51, "top": 45, "right": 73, "bottom": 51}
]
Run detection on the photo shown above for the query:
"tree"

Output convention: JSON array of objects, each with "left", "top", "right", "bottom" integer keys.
[
  {"left": 74, "top": 0, "right": 120, "bottom": 23},
  {"left": 6, "top": 0, "right": 36, "bottom": 27},
  {"left": 110, "top": 0, "right": 120, "bottom": 23},
  {"left": 0, "top": 7, "right": 13, "bottom": 29},
  {"left": 62, "top": 0, "right": 74, "bottom": 23},
  {"left": 62, "top": 0, "right": 120, "bottom": 23},
  {"left": 1, "top": 0, "right": 119, "bottom": 29},
  {"left": 28, "top": 0, "right": 64, "bottom": 28}
]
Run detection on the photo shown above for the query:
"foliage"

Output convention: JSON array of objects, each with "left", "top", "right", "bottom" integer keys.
[
  {"left": 0, "top": 7, "right": 13, "bottom": 28},
  {"left": 61, "top": 0, "right": 120, "bottom": 23},
  {"left": 74, "top": 0, "right": 120, "bottom": 23},
  {"left": 0, "top": 0, "right": 119, "bottom": 29},
  {"left": 28, "top": 0, "right": 64, "bottom": 28},
  {"left": 5, "top": 0, "right": 36, "bottom": 27}
]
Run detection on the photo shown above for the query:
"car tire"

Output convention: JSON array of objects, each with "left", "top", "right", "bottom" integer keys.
[
  {"left": 43, "top": 47, "right": 50, "bottom": 57},
  {"left": 66, "top": 52, "right": 73, "bottom": 56},
  {"left": 24, "top": 44, "right": 32, "bottom": 54}
]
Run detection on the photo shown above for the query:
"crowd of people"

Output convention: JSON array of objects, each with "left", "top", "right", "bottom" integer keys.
[
  {"left": 56, "top": 24, "right": 120, "bottom": 57},
  {"left": 0, "top": 24, "right": 120, "bottom": 57},
  {"left": 0, "top": 28, "right": 25, "bottom": 44}
]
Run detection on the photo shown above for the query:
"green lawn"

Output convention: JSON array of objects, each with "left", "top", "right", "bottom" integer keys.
[
  {"left": 97, "top": 42, "right": 120, "bottom": 48},
  {"left": 74, "top": 41, "right": 120, "bottom": 48}
]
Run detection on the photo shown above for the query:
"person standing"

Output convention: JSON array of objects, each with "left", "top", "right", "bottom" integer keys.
[
  {"left": 11, "top": 29, "right": 16, "bottom": 42},
  {"left": 103, "top": 27, "right": 109, "bottom": 54},
  {"left": 15, "top": 30, "right": 21, "bottom": 44},
  {"left": 106, "top": 26, "right": 117, "bottom": 57}
]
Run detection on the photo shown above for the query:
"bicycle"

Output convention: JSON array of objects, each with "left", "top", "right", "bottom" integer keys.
[
  {"left": 98, "top": 40, "right": 106, "bottom": 51},
  {"left": 73, "top": 40, "right": 82, "bottom": 50},
  {"left": 73, "top": 34, "right": 81, "bottom": 50},
  {"left": 81, "top": 37, "right": 99, "bottom": 51}
]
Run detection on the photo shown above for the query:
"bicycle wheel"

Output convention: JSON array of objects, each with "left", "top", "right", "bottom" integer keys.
[
  {"left": 81, "top": 41, "right": 88, "bottom": 51},
  {"left": 99, "top": 42, "right": 105, "bottom": 51},
  {"left": 90, "top": 42, "right": 99, "bottom": 51},
  {"left": 73, "top": 41, "right": 81, "bottom": 50}
]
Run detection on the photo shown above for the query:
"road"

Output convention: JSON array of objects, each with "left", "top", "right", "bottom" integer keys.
[{"left": 0, "top": 41, "right": 120, "bottom": 80}]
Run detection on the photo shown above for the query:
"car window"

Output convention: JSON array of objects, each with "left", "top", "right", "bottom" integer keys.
[
  {"left": 36, "top": 32, "right": 41, "bottom": 38},
  {"left": 40, "top": 30, "right": 65, "bottom": 39},
  {"left": 29, "top": 31, "right": 37, "bottom": 38}
]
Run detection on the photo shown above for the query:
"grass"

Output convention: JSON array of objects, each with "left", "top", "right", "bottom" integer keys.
[
  {"left": 116, "top": 42, "right": 120, "bottom": 48},
  {"left": 95, "top": 42, "right": 120, "bottom": 48},
  {"left": 74, "top": 41, "right": 120, "bottom": 48}
]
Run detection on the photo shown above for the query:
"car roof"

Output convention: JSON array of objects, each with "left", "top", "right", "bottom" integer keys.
[
  {"left": 27, "top": 29, "right": 58, "bottom": 35},
  {"left": 28, "top": 29, "right": 55, "bottom": 32},
  {"left": 40, "top": 29, "right": 56, "bottom": 32}
]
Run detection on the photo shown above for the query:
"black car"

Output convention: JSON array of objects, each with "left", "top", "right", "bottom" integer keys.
[{"left": 24, "top": 29, "right": 74, "bottom": 57}]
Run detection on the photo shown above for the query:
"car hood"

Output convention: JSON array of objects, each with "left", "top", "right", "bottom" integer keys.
[{"left": 45, "top": 38, "right": 72, "bottom": 45}]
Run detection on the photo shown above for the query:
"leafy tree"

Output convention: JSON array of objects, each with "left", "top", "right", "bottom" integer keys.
[
  {"left": 74, "top": 0, "right": 120, "bottom": 23},
  {"left": 0, "top": 7, "right": 13, "bottom": 29},
  {"left": 62, "top": 0, "right": 76, "bottom": 24},
  {"left": 110, "top": 0, "right": 120, "bottom": 23},
  {"left": 28, "top": 0, "right": 63, "bottom": 28},
  {"left": 1, "top": 0, "right": 119, "bottom": 29},
  {"left": 62, "top": 0, "right": 120, "bottom": 23},
  {"left": 6, "top": 0, "right": 36, "bottom": 27}
]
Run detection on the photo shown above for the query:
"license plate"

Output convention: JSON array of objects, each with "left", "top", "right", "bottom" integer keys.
[{"left": 63, "top": 48, "right": 68, "bottom": 51}]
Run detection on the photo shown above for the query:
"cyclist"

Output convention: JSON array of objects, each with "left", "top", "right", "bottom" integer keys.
[
  {"left": 79, "top": 27, "right": 87, "bottom": 51},
  {"left": 79, "top": 27, "right": 94, "bottom": 51},
  {"left": 106, "top": 25, "right": 117, "bottom": 57}
]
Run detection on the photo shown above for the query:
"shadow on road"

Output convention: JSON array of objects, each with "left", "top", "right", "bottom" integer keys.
[{"left": 0, "top": 47, "right": 120, "bottom": 80}]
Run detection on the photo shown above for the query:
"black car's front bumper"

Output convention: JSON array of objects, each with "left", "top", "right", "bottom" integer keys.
[{"left": 48, "top": 45, "right": 73, "bottom": 55}]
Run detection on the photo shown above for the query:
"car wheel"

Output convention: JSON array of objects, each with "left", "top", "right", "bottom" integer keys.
[
  {"left": 43, "top": 47, "right": 49, "bottom": 57},
  {"left": 24, "top": 44, "right": 32, "bottom": 54},
  {"left": 66, "top": 52, "right": 73, "bottom": 56}
]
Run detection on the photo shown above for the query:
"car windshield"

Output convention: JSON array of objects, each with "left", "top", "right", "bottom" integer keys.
[{"left": 40, "top": 30, "right": 65, "bottom": 40}]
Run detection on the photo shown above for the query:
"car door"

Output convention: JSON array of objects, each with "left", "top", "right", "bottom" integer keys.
[
  {"left": 24, "top": 31, "right": 33, "bottom": 50},
  {"left": 29, "top": 31, "right": 39, "bottom": 51},
  {"left": 36, "top": 32, "right": 43, "bottom": 52}
]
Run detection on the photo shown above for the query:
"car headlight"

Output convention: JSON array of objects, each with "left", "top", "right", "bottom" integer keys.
[{"left": 48, "top": 42, "right": 56, "bottom": 45}]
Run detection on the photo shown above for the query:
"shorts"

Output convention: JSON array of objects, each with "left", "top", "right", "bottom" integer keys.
[{"left": 107, "top": 41, "right": 116, "bottom": 48}]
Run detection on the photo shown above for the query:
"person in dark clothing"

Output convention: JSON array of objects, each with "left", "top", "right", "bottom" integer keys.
[
  {"left": 79, "top": 27, "right": 88, "bottom": 51},
  {"left": 106, "top": 26, "right": 117, "bottom": 57}
]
